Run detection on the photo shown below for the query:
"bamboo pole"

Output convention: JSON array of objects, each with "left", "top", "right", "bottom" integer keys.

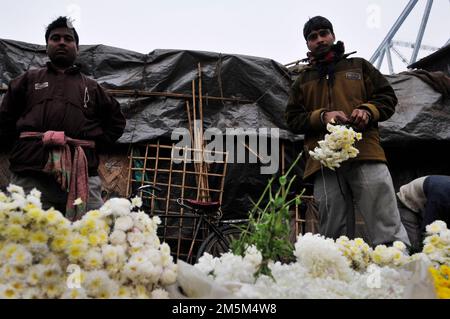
[{"left": 104, "top": 88, "right": 254, "bottom": 104}]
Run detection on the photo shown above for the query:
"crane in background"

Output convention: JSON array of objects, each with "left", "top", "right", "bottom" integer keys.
[{"left": 370, "top": 0, "right": 450, "bottom": 74}]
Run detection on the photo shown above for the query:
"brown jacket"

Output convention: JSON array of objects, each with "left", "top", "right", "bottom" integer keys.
[
  {"left": 285, "top": 57, "right": 397, "bottom": 180},
  {"left": 0, "top": 63, "right": 126, "bottom": 176}
]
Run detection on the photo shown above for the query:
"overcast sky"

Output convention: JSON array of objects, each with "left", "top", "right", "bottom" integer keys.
[{"left": 1, "top": 0, "right": 449, "bottom": 74}]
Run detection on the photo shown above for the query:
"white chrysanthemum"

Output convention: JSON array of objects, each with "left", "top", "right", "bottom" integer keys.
[
  {"left": 26, "top": 190, "right": 42, "bottom": 209},
  {"left": 150, "top": 288, "right": 169, "bottom": 299},
  {"left": 83, "top": 250, "right": 104, "bottom": 270},
  {"left": 73, "top": 198, "right": 83, "bottom": 206},
  {"left": 109, "top": 230, "right": 127, "bottom": 245},
  {"left": 102, "top": 198, "right": 132, "bottom": 217},
  {"left": 243, "top": 245, "right": 263, "bottom": 268},
  {"left": 9, "top": 247, "right": 33, "bottom": 267},
  {"left": 372, "top": 244, "right": 409, "bottom": 267},
  {"left": 61, "top": 288, "right": 88, "bottom": 299},
  {"left": 84, "top": 270, "right": 116, "bottom": 297},
  {"left": 393, "top": 241, "right": 407, "bottom": 252},
  {"left": 294, "top": 233, "right": 352, "bottom": 281},
  {"left": 7, "top": 184, "right": 25, "bottom": 196},
  {"left": 114, "top": 216, "right": 134, "bottom": 232},
  {"left": 309, "top": 124, "right": 362, "bottom": 170},
  {"left": 22, "top": 287, "right": 42, "bottom": 299},
  {"left": 131, "top": 196, "right": 143, "bottom": 208},
  {"left": 127, "top": 231, "right": 145, "bottom": 248},
  {"left": 426, "top": 220, "right": 447, "bottom": 235},
  {"left": 0, "top": 284, "right": 20, "bottom": 299},
  {"left": 159, "top": 264, "right": 177, "bottom": 285}
]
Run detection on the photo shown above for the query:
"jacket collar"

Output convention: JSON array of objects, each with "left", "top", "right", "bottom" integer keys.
[{"left": 46, "top": 61, "right": 82, "bottom": 75}]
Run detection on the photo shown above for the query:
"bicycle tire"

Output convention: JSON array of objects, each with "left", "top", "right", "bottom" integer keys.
[{"left": 196, "top": 226, "right": 242, "bottom": 262}]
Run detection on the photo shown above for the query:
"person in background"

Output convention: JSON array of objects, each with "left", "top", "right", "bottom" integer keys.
[
  {"left": 0, "top": 16, "right": 126, "bottom": 220},
  {"left": 285, "top": 16, "right": 410, "bottom": 247},
  {"left": 397, "top": 175, "right": 450, "bottom": 251}
]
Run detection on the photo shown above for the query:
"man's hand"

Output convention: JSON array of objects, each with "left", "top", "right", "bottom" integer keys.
[
  {"left": 322, "top": 111, "right": 349, "bottom": 125},
  {"left": 349, "top": 109, "right": 371, "bottom": 131}
]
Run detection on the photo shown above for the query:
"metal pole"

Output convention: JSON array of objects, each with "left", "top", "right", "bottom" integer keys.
[
  {"left": 386, "top": 46, "right": 394, "bottom": 75},
  {"left": 370, "top": 0, "right": 418, "bottom": 64},
  {"left": 391, "top": 46, "right": 409, "bottom": 65},
  {"left": 410, "top": 0, "right": 434, "bottom": 64},
  {"left": 376, "top": 46, "right": 385, "bottom": 70}
]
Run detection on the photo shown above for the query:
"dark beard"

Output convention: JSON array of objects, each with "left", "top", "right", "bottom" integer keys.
[{"left": 311, "top": 41, "right": 345, "bottom": 61}]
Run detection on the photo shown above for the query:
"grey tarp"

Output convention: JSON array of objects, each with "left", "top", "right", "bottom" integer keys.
[{"left": 1, "top": 38, "right": 449, "bottom": 217}]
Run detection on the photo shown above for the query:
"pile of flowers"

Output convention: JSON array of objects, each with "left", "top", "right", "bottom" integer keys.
[
  {"left": 193, "top": 221, "right": 450, "bottom": 299},
  {"left": 309, "top": 123, "right": 362, "bottom": 170},
  {"left": 0, "top": 184, "right": 177, "bottom": 299}
]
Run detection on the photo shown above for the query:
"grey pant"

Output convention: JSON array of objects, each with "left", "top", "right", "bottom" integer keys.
[
  {"left": 10, "top": 172, "right": 104, "bottom": 214},
  {"left": 313, "top": 162, "right": 410, "bottom": 246}
]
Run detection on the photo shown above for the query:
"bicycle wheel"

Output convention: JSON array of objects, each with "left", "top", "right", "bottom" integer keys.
[{"left": 196, "top": 226, "right": 242, "bottom": 262}]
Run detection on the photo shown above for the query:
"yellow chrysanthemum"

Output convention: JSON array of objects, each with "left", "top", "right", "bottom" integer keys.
[
  {"left": 26, "top": 207, "right": 44, "bottom": 221},
  {"left": 51, "top": 236, "right": 69, "bottom": 252},
  {"left": 423, "top": 244, "right": 435, "bottom": 254},
  {"left": 4, "top": 224, "right": 27, "bottom": 241},
  {"left": 30, "top": 231, "right": 49, "bottom": 244},
  {"left": 118, "top": 286, "right": 132, "bottom": 298},
  {"left": 0, "top": 286, "right": 18, "bottom": 299},
  {"left": 67, "top": 245, "right": 86, "bottom": 261}
]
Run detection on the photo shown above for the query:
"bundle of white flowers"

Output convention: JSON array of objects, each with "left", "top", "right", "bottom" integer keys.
[
  {"left": 193, "top": 235, "right": 402, "bottom": 298},
  {"left": 371, "top": 241, "right": 410, "bottom": 267},
  {"left": 0, "top": 184, "right": 177, "bottom": 299},
  {"left": 335, "top": 236, "right": 373, "bottom": 271},
  {"left": 309, "top": 123, "right": 362, "bottom": 170},
  {"left": 419, "top": 220, "right": 450, "bottom": 266},
  {"left": 192, "top": 229, "right": 448, "bottom": 299}
]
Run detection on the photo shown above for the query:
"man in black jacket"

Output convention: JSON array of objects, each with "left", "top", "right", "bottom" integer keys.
[{"left": 0, "top": 16, "right": 126, "bottom": 220}]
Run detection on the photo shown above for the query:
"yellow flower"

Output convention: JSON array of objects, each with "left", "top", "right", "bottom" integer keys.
[
  {"left": 429, "top": 266, "right": 450, "bottom": 299},
  {"left": 86, "top": 234, "right": 97, "bottom": 247},
  {"left": 423, "top": 244, "right": 435, "bottom": 254},
  {"left": 0, "top": 286, "right": 18, "bottom": 299},
  {"left": 67, "top": 245, "right": 86, "bottom": 261},
  {"left": 85, "top": 210, "right": 101, "bottom": 219},
  {"left": 30, "top": 231, "right": 49, "bottom": 244},
  {"left": 118, "top": 286, "right": 132, "bottom": 298},
  {"left": 51, "top": 236, "right": 69, "bottom": 252},
  {"left": 26, "top": 207, "right": 44, "bottom": 221},
  {"left": 4, "top": 224, "right": 27, "bottom": 241}
]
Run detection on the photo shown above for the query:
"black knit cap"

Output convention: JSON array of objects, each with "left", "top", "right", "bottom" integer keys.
[{"left": 303, "top": 16, "right": 334, "bottom": 40}]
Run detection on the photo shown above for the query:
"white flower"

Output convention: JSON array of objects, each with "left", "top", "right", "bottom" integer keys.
[
  {"left": 114, "top": 216, "right": 134, "bottom": 232},
  {"left": 73, "top": 198, "right": 83, "bottom": 206},
  {"left": 151, "top": 288, "right": 169, "bottom": 299},
  {"left": 131, "top": 196, "right": 143, "bottom": 208},
  {"left": 102, "top": 198, "right": 132, "bottom": 217},
  {"left": 294, "top": 233, "right": 352, "bottom": 281},
  {"left": 393, "top": 241, "right": 407, "bottom": 252},
  {"left": 425, "top": 220, "right": 447, "bottom": 235},
  {"left": 109, "top": 230, "right": 127, "bottom": 245},
  {"left": 309, "top": 124, "right": 362, "bottom": 170},
  {"left": 7, "top": 184, "right": 25, "bottom": 196},
  {"left": 61, "top": 288, "right": 88, "bottom": 299},
  {"left": 159, "top": 264, "right": 177, "bottom": 285},
  {"left": 127, "top": 231, "right": 145, "bottom": 248},
  {"left": 83, "top": 250, "right": 104, "bottom": 270}
]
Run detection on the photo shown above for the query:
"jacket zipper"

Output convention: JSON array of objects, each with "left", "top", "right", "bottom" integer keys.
[{"left": 326, "top": 74, "right": 333, "bottom": 111}]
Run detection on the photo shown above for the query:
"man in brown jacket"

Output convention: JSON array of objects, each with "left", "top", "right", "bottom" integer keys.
[
  {"left": 0, "top": 17, "right": 126, "bottom": 220},
  {"left": 285, "top": 16, "right": 409, "bottom": 246}
]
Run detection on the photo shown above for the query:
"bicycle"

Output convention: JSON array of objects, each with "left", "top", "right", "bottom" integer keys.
[
  {"left": 176, "top": 198, "right": 248, "bottom": 263},
  {"left": 129, "top": 185, "right": 247, "bottom": 263}
]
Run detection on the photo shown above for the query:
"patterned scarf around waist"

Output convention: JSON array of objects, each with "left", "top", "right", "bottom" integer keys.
[{"left": 20, "top": 131, "right": 95, "bottom": 221}]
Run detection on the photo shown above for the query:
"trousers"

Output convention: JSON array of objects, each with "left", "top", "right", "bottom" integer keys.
[
  {"left": 313, "top": 161, "right": 410, "bottom": 246},
  {"left": 10, "top": 171, "right": 104, "bottom": 214}
]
